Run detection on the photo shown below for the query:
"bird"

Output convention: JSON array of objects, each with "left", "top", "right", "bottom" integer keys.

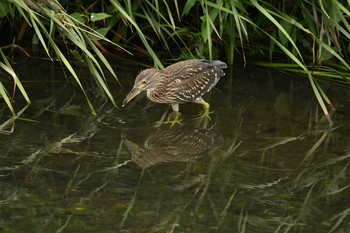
[{"left": 122, "top": 59, "right": 227, "bottom": 125}]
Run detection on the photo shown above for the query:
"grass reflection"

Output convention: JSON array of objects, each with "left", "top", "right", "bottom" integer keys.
[{"left": 1, "top": 64, "right": 350, "bottom": 232}]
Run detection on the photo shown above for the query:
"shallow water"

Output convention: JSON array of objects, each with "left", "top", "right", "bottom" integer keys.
[{"left": 1, "top": 58, "right": 350, "bottom": 232}]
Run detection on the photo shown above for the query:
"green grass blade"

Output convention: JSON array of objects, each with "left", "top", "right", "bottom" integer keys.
[
  {"left": 250, "top": 0, "right": 304, "bottom": 62},
  {"left": 85, "top": 54, "right": 117, "bottom": 107},
  {"left": 244, "top": 18, "right": 333, "bottom": 125},
  {"left": 0, "top": 81, "right": 15, "bottom": 115},
  {"left": 110, "top": 0, "right": 163, "bottom": 68},
  {"left": 30, "top": 15, "right": 96, "bottom": 114},
  {"left": 53, "top": 45, "right": 96, "bottom": 114},
  {"left": 0, "top": 105, "right": 29, "bottom": 134},
  {"left": 27, "top": 11, "right": 51, "bottom": 59},
  {"left": 182, "top": 0, "right": 197, "bottom": 17},
  {"left": 0, "top": 50, "right": 30, "bottom": 104},
  {"left": 204, "top": 2, "right": 212, "bottom": 60},
  {"left": 141, "top": 6, "right": 160, "bottom": 36},
  {"left": 329, "top": 207, "right": 350, "bottom": 233},
  {"left": 62, "top": 12, "right": 132, "bottom": 55},
  {"left": 173, "top": 0, "right": 180, "bottom": 21},
  {"left": 12, "top": 0, "right": 32, "bottom": 27},
  {"left": 39, "top": 9, "right": 117, "bottom": 108},
  {"left": 318, "top": 0, "right": 330, "bottom": 19},
  {"left": 162, "top": 0, "right": 175, "bottom": 29},
  {"left": 317, "top": 40, "right": 350, "bottom": 70},
  {"left": 82, "top": 33, "right": 119, "bottom": 84}
]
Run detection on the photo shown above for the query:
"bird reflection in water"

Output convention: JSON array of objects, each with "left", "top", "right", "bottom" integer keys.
[{"left": 122, "top": 126, "right": 223, "bottom": 168}]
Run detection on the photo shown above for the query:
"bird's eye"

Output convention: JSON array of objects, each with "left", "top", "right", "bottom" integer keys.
[{"left": 141, "top": 80, "right": 146, "bottom": 84}]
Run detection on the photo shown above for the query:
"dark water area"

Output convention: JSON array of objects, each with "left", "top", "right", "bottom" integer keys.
[{"left": 1, "top": 57, "right": 350, "bottom": 232}]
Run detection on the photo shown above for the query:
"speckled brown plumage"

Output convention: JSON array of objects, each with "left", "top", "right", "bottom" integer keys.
[{"left": 122, "top": 59, "right": 227, "bottom": 113}]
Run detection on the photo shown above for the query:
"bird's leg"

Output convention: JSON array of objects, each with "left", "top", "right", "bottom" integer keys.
[
  {"left": 171, "top": 103, "right": 179, "bottom": 112},
  {"left": 164, "top": 103, "right": 183, "bottom": 127},
  {"left": 195, "top": 98, "right": 213, "bottom": 120}
]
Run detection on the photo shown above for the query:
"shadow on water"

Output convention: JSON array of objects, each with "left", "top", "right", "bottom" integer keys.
[{"left": 1, "top": 58, "right": 350, "bottom": 232}]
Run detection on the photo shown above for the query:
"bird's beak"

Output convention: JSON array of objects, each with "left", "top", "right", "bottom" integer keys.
[{"left": 122, "top": 86, "right": 142, "bottom": 107}]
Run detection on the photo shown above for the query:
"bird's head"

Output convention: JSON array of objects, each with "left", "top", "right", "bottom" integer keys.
[{"left": 122, "top": 68, "right": 158, "bottom": 107}]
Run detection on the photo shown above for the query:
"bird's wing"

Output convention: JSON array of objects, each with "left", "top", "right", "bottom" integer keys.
[{"left": 163, "top": 60, "right": 226, "bottom": 101}]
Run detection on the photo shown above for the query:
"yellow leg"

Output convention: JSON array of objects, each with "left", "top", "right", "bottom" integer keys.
[
  {"left": 164, "top": 111, "right": 183, "bottom": 127},
  {"left": 164, "top": 104, "right": 183, "bottom": 127},
  {"left": 195, "top": 99, "right": 213, "bottom": 120}
]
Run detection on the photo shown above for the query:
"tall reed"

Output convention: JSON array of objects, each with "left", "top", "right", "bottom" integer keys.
[{"left": 1, "top": 0, "right": 349, "bottom": 123}]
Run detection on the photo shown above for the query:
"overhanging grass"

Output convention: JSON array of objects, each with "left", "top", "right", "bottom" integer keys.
[{"left": 1, "top": 0, "right": 350, "bottom": 123}]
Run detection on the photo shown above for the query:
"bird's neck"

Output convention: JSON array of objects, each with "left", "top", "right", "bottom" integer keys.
[
  {"left": 146, "top": 73, "right": 169, "bottom": 101},
  {"left": 148, "top": 72, "right": 168, "bottom": 91}
]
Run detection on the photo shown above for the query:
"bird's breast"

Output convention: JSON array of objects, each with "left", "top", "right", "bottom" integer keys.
[{"left": 146, "top": 87, "right": 179, "bottom": 104}]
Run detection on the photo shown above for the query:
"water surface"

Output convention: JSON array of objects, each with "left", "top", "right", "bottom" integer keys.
[{"left": 1, "top": 58, "right": 350, "bottom": 232}]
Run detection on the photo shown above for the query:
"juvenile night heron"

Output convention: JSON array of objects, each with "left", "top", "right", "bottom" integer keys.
[{"left": 122, "top": 59, "right": 227, "bottom": 124}]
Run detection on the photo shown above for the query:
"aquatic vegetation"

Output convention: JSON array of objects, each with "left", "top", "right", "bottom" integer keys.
[
  {"left": 1, "top": 2, "right": 350, "bottom": 232},
  {"left": 1, "top": 66, "right": 350, "bottom": 232},
  {"left": 1, "top": 0, "right": 349, "bottom": 123}
]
